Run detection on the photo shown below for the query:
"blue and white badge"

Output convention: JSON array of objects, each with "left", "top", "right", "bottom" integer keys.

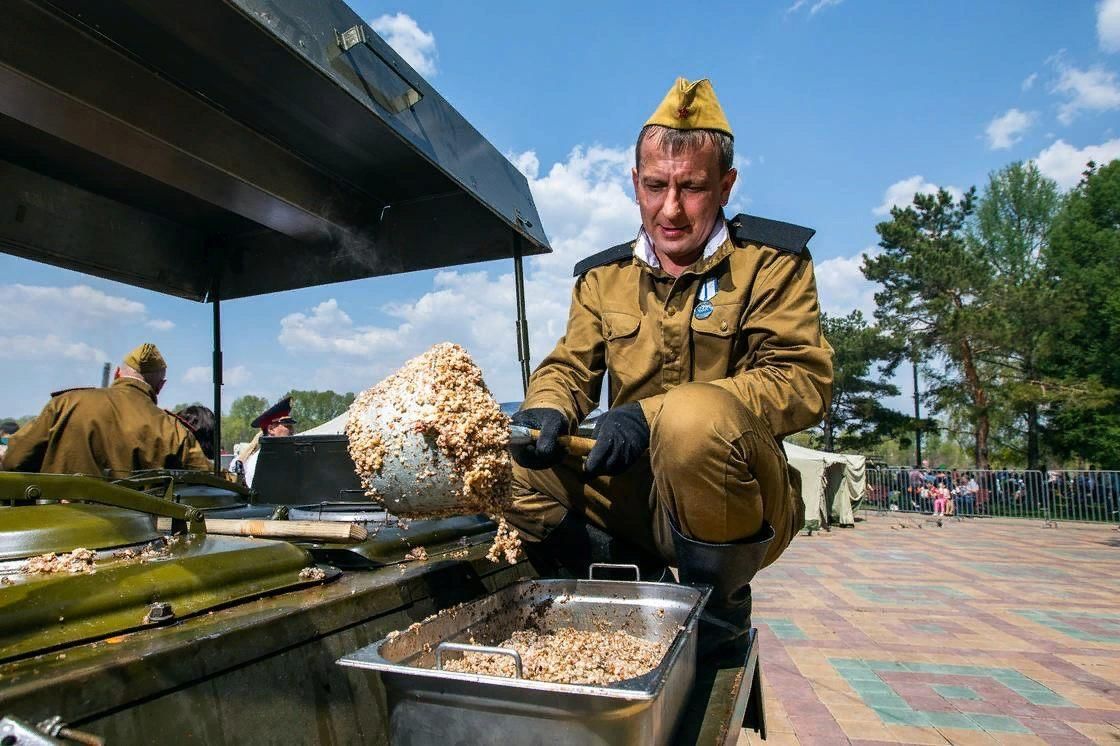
[{"left": 693, "top": 276, "right": 719, "bottom": 320}]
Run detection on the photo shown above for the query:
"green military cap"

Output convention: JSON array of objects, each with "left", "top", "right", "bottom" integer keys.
[
  {"left": 123, "top": 342, "right": 167, "bottom": 374},
  {"left": 644, "top": 77, "right": 733, "bottom": 137}
]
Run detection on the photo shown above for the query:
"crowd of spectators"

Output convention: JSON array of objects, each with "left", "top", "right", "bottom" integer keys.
[{"left": 868, "top": 462, "right": 1120, "bottom": 520}]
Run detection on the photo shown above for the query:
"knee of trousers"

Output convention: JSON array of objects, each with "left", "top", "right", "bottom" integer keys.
[
  {"left": 651, "top": 382, "right": 773, "bottom": 469},
  {"left": 649, "top": 382, "right": 793, "bottom": 554}
]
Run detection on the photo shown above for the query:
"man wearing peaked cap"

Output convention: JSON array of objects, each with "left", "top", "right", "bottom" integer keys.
[
  {"left": 2, "top": 343, "right": 211, "bottom": 476},
  {"left": 507, "top": 77, "right": 833, "bottom": 656},
  {"left": 230, "top": 395, "right": 297, "bottom": 487}
]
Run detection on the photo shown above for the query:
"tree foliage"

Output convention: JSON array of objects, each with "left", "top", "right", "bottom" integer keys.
[
  {"left": 285, "top": 389, "right": 355, "bottom": 430},
  {"left": 1039, "top": 160, "right": 1120, "bottom": 466},
  {"left": 862, "top": 187, "right": 1001, "bottom": 468},
  {"left": 813, "top": 311, "right": 908, "bottom": 452},
  {"left": 220, "top": 394, "right": 268, "bottom": 452},
  {"left": 969, "top": 162, "right": 1064, "bottom": 468}
]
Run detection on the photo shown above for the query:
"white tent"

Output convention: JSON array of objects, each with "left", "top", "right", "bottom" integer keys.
[{"left": 784, "top": 441, "right": 867, "bottom": 531}]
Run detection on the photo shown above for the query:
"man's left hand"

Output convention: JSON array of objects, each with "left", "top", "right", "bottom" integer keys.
[{"left": 585, "top": 402, "right": 650, "bottom": 477}]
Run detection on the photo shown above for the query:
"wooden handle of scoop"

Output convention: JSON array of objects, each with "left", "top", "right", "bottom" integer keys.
[
  {"left": 157, "top": 517, "right": 367, "bottom": 542},
  {"left": 528, "top": 429, "right": 597, "bottom": 457}
]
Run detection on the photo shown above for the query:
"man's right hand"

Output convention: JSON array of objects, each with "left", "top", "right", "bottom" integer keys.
[{"left": 510, "top": 408, "right": 569, "bottom": 470}]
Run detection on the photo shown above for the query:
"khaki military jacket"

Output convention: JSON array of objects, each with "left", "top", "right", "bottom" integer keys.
[
  {"left": 2, "top": 377, "right": 211, "bottom": 476},
  {"left": 522, "top": 217, "right": 833, "bottom": 438}
]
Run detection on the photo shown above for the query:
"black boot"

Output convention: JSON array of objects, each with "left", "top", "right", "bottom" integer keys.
[
  {"left": 523, "top": 513, "right": 668, "bottom": 581},
  {"left": 671, "top": 521, "right": 774, "bottom": 658}
]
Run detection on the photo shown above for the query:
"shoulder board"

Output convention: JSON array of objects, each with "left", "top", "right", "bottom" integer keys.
[
  {"left": 729, "top": 213, "right": 815, "bottom": 255},
  {"left": 572, "top": 242, "right": 634, "bottom": 277},
  {"left": 50, "top": 387, "right": 94, "bottom": 398}
]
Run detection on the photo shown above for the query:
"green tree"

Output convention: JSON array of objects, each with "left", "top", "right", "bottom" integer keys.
[
  {"left": 814, "top": 311, "right": 909, "bottom": 452},
  {"left": 229, "top": 395, "right": 268, "bottom": 422},
  {"left": 1041, "top": 160, "right": 1120, "bottom": 466},
  {"left": 286, "top": 389, "right": 355, "bottom": 430},
  {"left": 221, "top": 394, "right": 268, "bottom": 451},
  {"left": 970, "top": 161, "right": 1063, "bottom": 469},
  {"left": 862, "top": 187, "right": 1000, "bottom": 468}
]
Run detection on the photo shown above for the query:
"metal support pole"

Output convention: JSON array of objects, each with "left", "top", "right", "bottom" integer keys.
[
  {"left": 912, "top": 356, "right": 922, "bottom": 466},
  {"left": 212, "top": 284, "right": 223, "bottom": 474},
  {"left": 512, "top": 237, "right": 531, "bottom": 395}
]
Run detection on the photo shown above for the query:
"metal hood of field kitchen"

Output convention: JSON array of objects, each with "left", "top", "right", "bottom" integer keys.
[{"left": 0, "top": 0, "right": 550, "bottom": 301}]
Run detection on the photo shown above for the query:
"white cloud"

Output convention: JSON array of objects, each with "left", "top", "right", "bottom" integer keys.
[
  {"left": 1022, "top": 72, "right": 1038, "bottom": 91},
  {"left": 1100, "top": 0, "right": 1120, "bottom": 52},
  {"left": 0, "top": 334, "right": 105, "bottom": 363},
  {"left": 815, "top": 249, "right": 879, "bottom": 318},
  {"left": 280, "top": 145, "right": 639, "bottom": 402},
  {"left": 1034, "top": 137, "right": 1120, "bottom": 188},
  {"left": 985, "top": 108, "right": 1035, "bottom": 150},
  {"left": 370, "top": 13, "right": 437, "bottom": 77},
  {"left": 787, "top": 0, "right": 843, "bottom": 14},
  {"left": 873, "top": 176, "right": 963, "bottom": 216},
  {"left": 1050, "top": 58, "right": 1120, "bottom": 124},
  {"left": 278, "top": 299, "right": 409, "bottom": 358},
  {"left": 0, "top": 283, "right": 177, "bottom": 371},
  {"left": 4, "top": 284, "right": 145, "bottom": 329},
  {"left": 183, "top": 365, "right": 251, "bottom": 387}
]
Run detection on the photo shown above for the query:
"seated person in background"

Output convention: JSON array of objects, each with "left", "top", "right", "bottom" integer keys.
[
  {"left": 2, "top": 343, "right": 210, "bottom": 476},
  {"left": 174, "top": 405, "right": 217, "bottom": 461},
  {"left": 229, "top": 396, "right": 296, "bottom": 487}
]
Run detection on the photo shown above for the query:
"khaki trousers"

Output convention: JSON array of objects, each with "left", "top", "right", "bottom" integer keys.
[{"left": 506, "top": 382, "right": 803, "bottom": 568}]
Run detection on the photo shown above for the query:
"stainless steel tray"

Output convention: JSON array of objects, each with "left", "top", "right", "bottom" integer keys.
[{"left": 338, "top": 569, "right": 710, "bottom": 745}]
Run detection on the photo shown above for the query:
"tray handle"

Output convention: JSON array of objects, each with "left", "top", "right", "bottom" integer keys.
[
  {"left": 435, "top": 642, "right": 524, "bottom": 679},
  {"left": 588, "top": 562, "right": 640, "bottom": 581}
]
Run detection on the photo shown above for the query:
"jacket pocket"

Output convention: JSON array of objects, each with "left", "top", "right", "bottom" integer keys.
[
  {"left": 602, "top": 310, "right": 643, "bottom": 372},
  {"left": 690, "top": 304, "right": 739, "bottom": 380},
  {"left": 603, "top": 311, "right": 641, "bottom": 341}
]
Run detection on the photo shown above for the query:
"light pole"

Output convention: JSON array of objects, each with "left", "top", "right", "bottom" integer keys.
[{"left": 912, "top": 349, "right": 922, "bottom": 467}]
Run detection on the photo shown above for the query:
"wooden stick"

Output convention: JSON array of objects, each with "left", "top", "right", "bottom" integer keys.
[
  {"left": 527, "top": 429, "right": 597, "bottom": 457},
  {"left": 157, "top": 517, "right": 367, "bottom": 542}
]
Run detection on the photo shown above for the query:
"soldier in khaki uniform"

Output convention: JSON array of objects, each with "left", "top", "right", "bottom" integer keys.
[
  {"left": 508, "top": 77, "right": 833, "bottom": 653},
  {"left": 2, "top": 343, "right": 211, "bottom": 476}
]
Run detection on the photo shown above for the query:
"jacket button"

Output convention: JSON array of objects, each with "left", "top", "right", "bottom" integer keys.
[
  {"left": 666, "top": 307, "right": 676, "bottom": 316},
  {"left": 720, "top": 321, "right": 728, "bottom": 331}
]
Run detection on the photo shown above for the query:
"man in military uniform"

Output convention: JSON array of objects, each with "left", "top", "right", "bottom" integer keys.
[
  {"left": 2, "top": 343, "right": 211, "bottom": 476},
  {"left": 508, "top": 77, "right": 833, "bottom": 653},
  {"left": 229, "top": 396, "right": 296, "bottom": 487}
]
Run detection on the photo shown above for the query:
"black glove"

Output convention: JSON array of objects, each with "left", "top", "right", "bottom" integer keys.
[
  {"left": 510, "top": 408, "right": 570, "bottom": 470},
  {"left": 585, "top": 402, "right": 650, "bottom": 477}
]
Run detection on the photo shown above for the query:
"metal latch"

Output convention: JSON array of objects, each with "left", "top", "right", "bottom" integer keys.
[
  {"left": 332, "top": 25, "right": 422, "bottom": 114},
  {"left": 335, "top": 25, "right": 368, "bottom": 52}
]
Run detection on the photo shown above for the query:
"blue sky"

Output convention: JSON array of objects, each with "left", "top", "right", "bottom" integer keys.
[{"left": 3, "top": 0, "right": 1119, "bottom": 418}]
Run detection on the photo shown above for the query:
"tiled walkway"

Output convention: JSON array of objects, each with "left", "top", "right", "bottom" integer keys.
[{"left": 741, "top": 512, "right": 1120, "bottom": 745}]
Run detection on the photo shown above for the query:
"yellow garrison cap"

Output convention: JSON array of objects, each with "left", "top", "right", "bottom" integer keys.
[
  {"left": 644, "top": 77, "right": 733, "bottom": 137},
  {"left": 123, "top": 343, "right": 166, "bottom": 374}
]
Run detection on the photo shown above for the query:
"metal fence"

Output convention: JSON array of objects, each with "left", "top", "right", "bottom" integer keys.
[{"left": 863, "top": 467, "right": 1120, "bottom": 523}]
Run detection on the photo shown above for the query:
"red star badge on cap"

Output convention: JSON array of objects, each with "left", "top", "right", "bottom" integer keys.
[{"left": 676, "top": 106, "right": 692, "bottom": 119}]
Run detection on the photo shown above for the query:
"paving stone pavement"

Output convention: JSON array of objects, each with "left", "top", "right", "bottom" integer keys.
[{"left": 738, "top": 513, "right": 1120, "bottom": 745}]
